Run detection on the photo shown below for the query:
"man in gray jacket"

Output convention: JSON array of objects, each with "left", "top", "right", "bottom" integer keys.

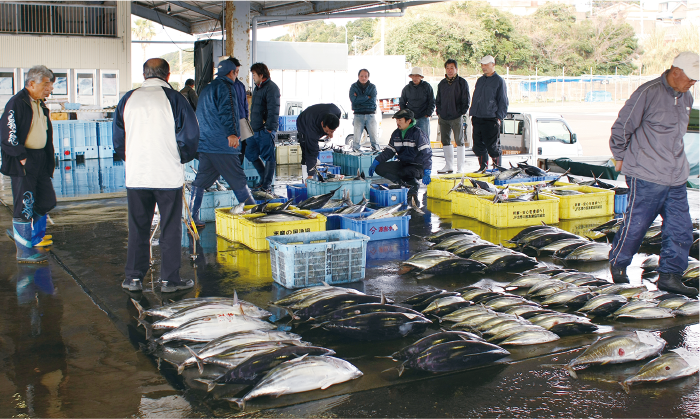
[
  {"left": 608, "top": 51, "right": 698, "bottom": 297},
  {"left": 470, "top": 55, "right": 508, "bottom": 172}
]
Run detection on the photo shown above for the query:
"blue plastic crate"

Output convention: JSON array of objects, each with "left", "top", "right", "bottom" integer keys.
[
  {"left": 332, "top": 152, "right": 344, "bottom": 166},
  {"left": 318, "top": 164, "right": 341, "bottom": 175},
  {"left": 321, "top": 208, "right": 375, "bottom": 230},
  {"left": 255, "top": 197, "right": 286, "bottom": 205},
  {"left": 614, "top": 193, "right": 628, "bottom": 214},
  {"left": 339, "top": 212, "right": 410, "bottom": 241},
  {"left": 286, "top": 184, "right": 307, "bottom": 204},
  {"left": 494, "top": 175, "right": 559, "bottom": 186},
  {"left": 319, "top": 150, "right": 334, "bottom": 163},
  {"left": 278, "top": 115, "right": 298, "bottom": 132},
  {"left": 267, "top": 230, "right": 370, "bottom": 289},
  {"left": 307, "top": 179, "right": 371, "bottom": 204},
  {"left": 245, "top": 168, "right": 261, "bottom": 188},
  {"left": 184, "top": 189, "right": 237, "bottom": 222},
  {"left": 52, "top": 121, "right": 99, "bottom": 160},
  {"left": 243, "top": 157, "right": 256, "bottom": 170},
  {"left": 366, "top": 237, "right": 410, "bottom": 267},
  {"left": 96, "top": 121, "right": 114, "bottom": 159},
  {"left": 341, "top": 152, "right": 383, "bottom": 178},
  {"left": 370, "top": 184, "right": 408, "bottom": 206}
]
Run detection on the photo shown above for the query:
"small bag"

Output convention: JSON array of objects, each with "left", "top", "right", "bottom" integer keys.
[{"left": 239, "top": 117, "right": 253, "bottom": 141}]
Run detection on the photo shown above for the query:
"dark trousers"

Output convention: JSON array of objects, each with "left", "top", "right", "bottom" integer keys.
[
  {"left": 472, "top": 117, "right": 502, "bottom": 166},
  {"left": 193, "top": 152, "right": 249, "bottom": 191},
  {"left": 245, "top": 129, "right": 276, "bottom": 188},
  {"left": 126, "top": 188, "right": 182, "bottom": 282},
  {"left": 298, "top": 133, "right": 320, "bottom": 176},
  {"left": 375, "top": 161, "right": 422, "bottom": 196},
  {"left": 11, "top": 149, "right": 56, "bottom": 221},
  {"left": 609, "top": 177, "right": 692, "bottom": 274}
]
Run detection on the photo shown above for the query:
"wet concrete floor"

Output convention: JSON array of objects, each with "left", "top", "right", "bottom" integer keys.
[{"left": 0, "top": 166, "right": 698, "bottom": 418}]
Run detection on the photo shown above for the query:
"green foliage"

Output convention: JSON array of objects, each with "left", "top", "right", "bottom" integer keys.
[
  {"left": 272, "top": 19, "right": 377, "bottom": 55},
  {"left": 159, "top": 50, "right": 194, "bottom": 75}
]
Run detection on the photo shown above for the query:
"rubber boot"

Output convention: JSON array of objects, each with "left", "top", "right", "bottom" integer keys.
[
  {"left": 12, "top": 219, "right": 48, "bottom": 263},
  {"left": 31, "top": 214, "right": 52, "bottom": 247},
  {"left": 188, "top": 186, "right": 206, "bottom": 228},
  {"left": 438, "top": 145, "right": 454, "bottom": 174},
  {"left": 260, "top": 158, "right": 276, "bottom": 191},
  {"left": 477, "top": 153, "right": 487, "bottom": 172},
  {"left": 492, "top": 154, "right": 502, "bottom": 169},
  {"left": 610, "top": 265, "right": 629, "bottom": 283},
  {"left": 657, "top": 272, "right": 698, "bottom": 297},
  {"left": 251, "top": 158, "right": 266, "bottom": 189},
  {"left": 233, "top": 187, "right": 256, "bottom": 206},
  {"left": 456, "top": 146, "right": 465, "bottom": 173}
]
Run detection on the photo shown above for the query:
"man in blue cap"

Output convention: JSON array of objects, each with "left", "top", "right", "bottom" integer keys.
[
  {"left": 368, "top": 109, "right": 432, "bottom": 207},
  {"left": 188, "top": 58, "right": 256, "bottom": 228}
]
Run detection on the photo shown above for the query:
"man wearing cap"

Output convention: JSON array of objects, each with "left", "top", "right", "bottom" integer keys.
[
  {"left": 188, "top": 57, "right": 256, "bottom": 229},
  {"left": 296, "top": 103, "right": 342, "bottom": 180},
  {"left": 400, "top": 67, "right": 435, "bottom": 138},
  {"left": 470, "top": 55, "right": 509, "bottom": 172},
  {"left": 435, "top": 59, "right": 470, "bottom": 173},
  {"left": 608, "top": 51, "right": 698, "bottom": 297},
  {"left": 367, "top": 109, "right": 432, "bottom": 207}
]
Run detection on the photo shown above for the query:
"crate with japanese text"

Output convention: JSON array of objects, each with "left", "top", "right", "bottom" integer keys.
[
  {"left": 540, "top": 185, "right": 614, "bottom": 219},
  {"left": 477, "top": 193, "right": 559, "bottom": 228},
  {"left": 339, "top": 212, "right": 410, "bottom": 241}
]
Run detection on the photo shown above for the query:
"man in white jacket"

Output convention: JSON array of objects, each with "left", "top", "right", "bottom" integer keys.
[{"left": 113, "top": 58, "right": 199, "bottom": 293}]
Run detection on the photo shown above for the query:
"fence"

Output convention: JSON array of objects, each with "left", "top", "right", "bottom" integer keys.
[{"left": 0, "top": 2, "right": 117, "bottom": 36}]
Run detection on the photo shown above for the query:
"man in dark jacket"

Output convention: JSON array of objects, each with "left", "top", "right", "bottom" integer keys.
[
  {"left": 296, "top": 103, "right": 341, "bottom": 179},
  {"left": 608, "top": 51, "right": 698, "bottom": 296},
  {"left": 349, "top": 69, "right": 379, "bottom": 151},
  {"left": 113, "top": 58, "right": 199, "bottom": 293},
  {"left": 368, "top": 109, "right": 432, "bottom": 207},
  {"left": 400, "top": 66, "right": 435, "bottom": 138},
  {"left": 180, "top": 79, "right": 198, "bottom": 111},
  {"left": 0, "top": 65, "right": 56, "bottom": 263},
  {"left": 435, "top": 59, "right": 470, "bottom": 174},
  {"left": 189, "top": 58, "right": 256, "bottom": 228},
  {"left": 247, "top": 62, "right": 280, "bottom": 192},
  {"left": 470, "top": 55, "right": 509, "bottom": 171}
]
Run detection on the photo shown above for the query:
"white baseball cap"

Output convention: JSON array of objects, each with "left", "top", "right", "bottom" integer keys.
[
  {"left": 673, "top": 51, "right": 699, "bottom": 81},
  {"left": 409, "top": 67, "right": 424, "bottom": 77},
  {"left": 480, "top": 55, "right": 495, "bottom": 65}
]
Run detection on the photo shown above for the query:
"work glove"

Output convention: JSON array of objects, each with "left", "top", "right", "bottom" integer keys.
[
  {"left": 422, "top": 169, "right": 432, "bottom": 186},
  {"left": 368, "top": 160, "right": 380, "bottom": 177}
]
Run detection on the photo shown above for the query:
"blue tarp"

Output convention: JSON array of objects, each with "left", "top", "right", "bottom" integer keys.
[
  {"left": 585, "top": 91, "right": 613, "bottom": 102},
  {"left": 685, "top": 131, "right": 699, "bottom": 177}
]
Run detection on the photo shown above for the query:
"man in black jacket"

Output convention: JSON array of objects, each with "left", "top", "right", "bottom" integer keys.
[
  {"left": 247, "top": 62, "right": 280, "bottom": 193},
  {"left": 179, "top": 78, "right": 198, "bottom": 111},
  {"left": 368, "top": 109, "right": 432, "bottom": 207},
  {"left": 0, "top": 65, "right": 56, "bottom": 263},
  {"left": 399, "top": 66, "right": 435, "bottom": 138},
  {"left": 470, "top": 55, "right": 509, "bottom": 171},
  {"left": 435, "top": 59, "right": 470, "bottom": 174},
  {"left": 296, "top": 103, "right": 341, "bottom": 179}
]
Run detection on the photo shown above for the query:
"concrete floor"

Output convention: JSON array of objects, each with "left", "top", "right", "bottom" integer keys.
[{"left": 0, "top": 160, "right": 698, "bottom": 417}]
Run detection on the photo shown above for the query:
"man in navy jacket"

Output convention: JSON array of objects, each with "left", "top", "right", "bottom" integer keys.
[
  {"left": 0, "top": 65, "right": 56, "bottom": 263},
  {"left": 113, "top": 58, "right": 199, "bottom": 293},
  {"left": 368, "top": 109, "right": 432, "bottom": 207},
  {"left": 296, "top": 103, "right": 341, "bottom": 179},
  {"left": 189, "top": 58, "right": 256, "bottom": 230}
]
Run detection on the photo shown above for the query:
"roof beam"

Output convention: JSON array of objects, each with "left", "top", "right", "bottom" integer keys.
[
  {"left": 260, "top": 1, "right": 379, "bottom": 16},
  {"left": 132, "top": 3, "right": 192, "bottom": 34},
  {"left": 168, "top": 1, "right": 221, "bottom": 20}
]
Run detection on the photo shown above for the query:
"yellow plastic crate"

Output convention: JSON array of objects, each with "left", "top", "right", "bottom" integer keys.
[
  {"left": 477, "top": 193, "right": 560, "bottom": 228},
  {"left": 451, "top": 215, "right": 523, "bottom": 247},
  {"left": 540, "top": 185, "right": 614, "bottom": 219},
  {"left": 451, "top": 191, "right": 481, "bottom": 219},
  {"left": 426, "top": 198, "right": 454, "bottom": 219},
  {"left": 237, "top": 210, "right": 327, "bottom": 252},
  {"left": 427, "top": 173, "right": 496, "bottom": 201},
  {"left": 216, "top": 237, "right": 273, "bottom": 283},
  {"left": 558, "top": 215, "right": 615, "bottom": 239},
  {"left": 214, "top": 203, "right": 297, "bottom": 243}
]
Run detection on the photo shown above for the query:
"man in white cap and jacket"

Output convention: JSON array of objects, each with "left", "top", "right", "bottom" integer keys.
[
  {"left": 470, "top": 55, "right": 509, "bottom": 172},
  {"left": 399, "top": 67, "right": 435, "bottom": 139},
  {"left": 608, "top": 51, "right": 698, "bottom": 297}
]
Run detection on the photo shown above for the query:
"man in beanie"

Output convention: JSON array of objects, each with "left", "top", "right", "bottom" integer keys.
[
  {"left": 399, "top": 67, "right": 435, "bottom": 138},
  {"left": 470, "top": 55, "right": 508, "bottom": 172},
  {"left": 608, "top": 51, "right": 698, "bottom": 297}
]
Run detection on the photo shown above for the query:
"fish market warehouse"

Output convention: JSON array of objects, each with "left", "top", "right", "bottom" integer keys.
[{"left": 0, "top": 1, "right": 698, "bottom": 417}]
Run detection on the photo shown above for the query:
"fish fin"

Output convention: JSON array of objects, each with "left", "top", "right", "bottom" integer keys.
[
  {"left": 176, "top": 361, "right": 187, "bottom": 375},
  {"left": 620, "top": 381, "right": 631, "bottom": 394},
  {"left": 185, "top": 344, "right": 204, "bottom": 375},
  {"left": 194, "top": 378, "right": 217, "bottom": 392},
  {"left": 156, "top": 357, "right": 161, "bottom": 370},
  {"left": 397, "top": 363, "right": 405, "bottom": 377},
  {"left": 227, "top": 398, "right": 246, "bottom": 411},
  {"left": 380, "top": 291, "right": 387, "bottom": 304},
  {"left": 565, "top": 365, "right": 578, "bottom": 379},
  {"left": 322, "top": 281, "right": 331, "bottom": 287},
  {"left": 233, "top": 290, "right": 238, "bottom": 305},
  {"left": 131, "top": 298, "right": 146, "bottom": 320},
  {"left": 134, "top": 316, "right": 153, "bottom": 340}
]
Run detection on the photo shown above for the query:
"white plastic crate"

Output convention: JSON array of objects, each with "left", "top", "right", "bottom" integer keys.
[{"left": 267, "top": 230, "right": 370, "bottom": 289}]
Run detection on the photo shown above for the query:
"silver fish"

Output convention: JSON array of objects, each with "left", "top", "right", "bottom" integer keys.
[
  {"left": 611, "top": 300, "right": 659, "bottom": 317},
  {"left": 499, "top": 329, "right": 560, "bottom": 345},
  {"left": 157, "top": 315, "right": 276, "bottom": 344},
  {"left": 673, "top": 300, "right": 699, "bottom": 317},
  {"left": 365, "top": 204, "right": 403, "bottom": 220},
  {"left": 620, "top": 348, "right": 699, "bottom": 393},
  {"left": 562, "top": 242, "right": 612, "bottom": 262},
  {"left": 615, "top": 306, "right": 674, "bottom": 320},
  {"left": 152, "top": 302, "right": 271, "bottom": 331}
]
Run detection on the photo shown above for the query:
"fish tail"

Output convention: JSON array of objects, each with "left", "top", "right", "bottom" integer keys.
[
  {"left": 194, "top": 378, "right": 217, "bottom": 392},
  {"left": 565, "top": 365, "right": 578, "bottom": 379},
  {"left": 620, "top": 380, "right": 631, "bottom": 394},
  {"left": 176, "top": 362, "right": 187, "bottom": 375},
  {"left": 227, "top": 397, "right": 246, "bottom": 410},
  {"left": 135, "top": 316, "right": 153, "bottom": 340},
  {"left": 131, "top": 298, "right": 145, "bottom": 320},
  {"left": 185, "top": 345, "right": 204, "bottom": 375}
]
